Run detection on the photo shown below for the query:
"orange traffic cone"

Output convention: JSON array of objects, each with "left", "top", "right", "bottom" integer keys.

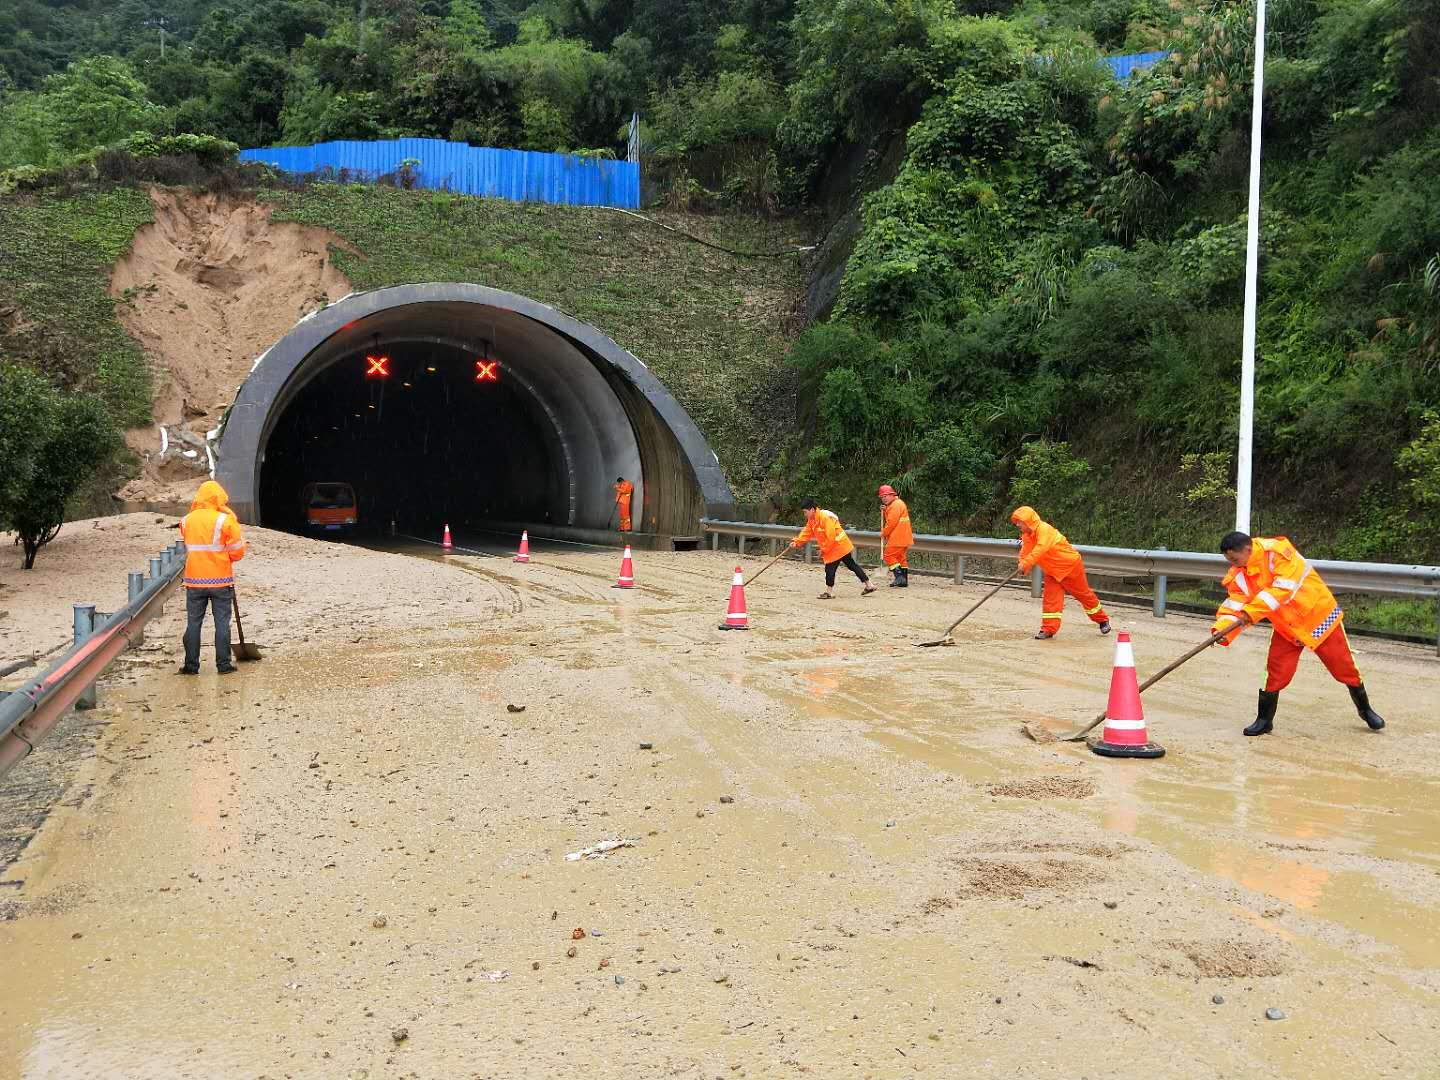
[
  {"left": 442, "top": 523, "right": 453, "bottom": 552},
  {"left": 1089, "top": 630, "right": 1165, "bottom": 759},
  {"left": 718, "top": 566, "right": 749, "bottom": 630},
  {"left": 613, "top": 545, "right": 635, "bottom": 588},
  {"left": 515, "top": 530, "right": 530, "bottom": 564}
]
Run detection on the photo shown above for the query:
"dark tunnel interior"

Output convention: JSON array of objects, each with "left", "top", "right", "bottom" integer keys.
[{"left": 258, "top": 342, "right": 561, "bottom": 536}]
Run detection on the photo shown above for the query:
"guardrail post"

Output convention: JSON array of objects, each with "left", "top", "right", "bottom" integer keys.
[
  {"left": 804, "top": 542, "right": 813, "bottom": 564},
  {"left": 769, "top": 538, "right": 778, "bottom": 557},
  {"left": 1031, "top": 566, "right": 1043, "bottom": 597},
  {"left": 710, "top": 532, "right": 718, "bottom": 551},
  {"left": 954, "top": 556, "right": 965, "bottom": 584},
  {"left": 1153, "top": 546, "right": 1168, "bottom": 618},
  {"left": 128, "top": 571, "right": 146, "bottom": 644},
  {"left": 73, "top": 604, "right": 98, "bottom": 710},
  {"left": 150, "top": 557, "right": 164, "bottom": 584}
]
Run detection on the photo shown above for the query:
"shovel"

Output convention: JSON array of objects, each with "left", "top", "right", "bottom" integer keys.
[
  {"left": 914, "top": 570, "right": 1021, "bottom": 647},
  {"left": 1030, "top": 620, "right": 1242, "bottom": 743},
  {"left": 230, "top": 586, "right": 263, "bottom": 662}
]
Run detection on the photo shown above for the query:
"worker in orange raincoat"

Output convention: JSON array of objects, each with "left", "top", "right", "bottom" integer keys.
[
  {"left": 1212, "top": 531, "right": 1384, "bottom": 736},
  {"left": 177, "top": 479, "right": 246, "bottom": 675},
  {"left": 791, "top": 499, "right": 877, "bottom": 599},
  {"left": 613, "top": 477, "right": 634, "bottom": 532},
  {"left": 1010, "top": 506, "right": 1111, "bottom": 639},
  {"left": 878, "top": 484, "right": 913, "bottom": 588}
]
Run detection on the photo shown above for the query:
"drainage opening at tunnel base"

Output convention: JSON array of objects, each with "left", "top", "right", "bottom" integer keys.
[{"left": 214, "top": 284, "right": 734, "bottom": 538}]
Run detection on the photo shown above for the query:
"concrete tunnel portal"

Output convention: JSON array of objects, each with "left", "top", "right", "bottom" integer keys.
[{"left": 214, "top": 284, "right": 734, "bottom": 539}]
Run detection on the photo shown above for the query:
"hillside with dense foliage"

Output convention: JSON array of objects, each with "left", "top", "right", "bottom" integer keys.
[{"left": 2, "top": 0, "right": 1440, "bottom": 592}]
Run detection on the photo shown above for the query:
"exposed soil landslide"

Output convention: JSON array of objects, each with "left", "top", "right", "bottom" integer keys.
[
  {"left": 2, "top": 538, "right": 1439, "bottom": 1077},
  {"left": 110, "top": 189, "right": 353, "bottom": 504}
]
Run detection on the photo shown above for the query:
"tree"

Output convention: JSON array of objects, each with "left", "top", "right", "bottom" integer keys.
[
  {"left": 0, "top": 365, "right": 118, "bottom": 571},
  {"left": 44, "top": 55, "right": 164, "bottom": 157}
]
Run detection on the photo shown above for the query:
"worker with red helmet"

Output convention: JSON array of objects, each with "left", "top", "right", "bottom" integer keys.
[{"left": 878, "top": 484, "right": 913, "bottom": 588}]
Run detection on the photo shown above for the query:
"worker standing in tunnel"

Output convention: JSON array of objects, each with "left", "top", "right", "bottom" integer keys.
[
  {"left": 1011, "top": 505, "right": 1111, "bottom": 640},
  {"left": 1212, "top": 531, "right": 1385, "bottom": 736},
  {"left": 177, "top": 480, "right": 247, "bottom": 675},
  {"left": 791, "top": 499, "right": 877, "bottom": 599},
  {"left": 613, "top": 477, "right": 634, "bottom": 532},
  {"left": 878, "top": 484, "right": 913, "bottom": 588}
]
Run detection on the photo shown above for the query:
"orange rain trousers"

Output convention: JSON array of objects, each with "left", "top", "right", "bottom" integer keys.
[
  {"left": 883, "top": 545, "right": 909, "bottom": 569},
  {"left": 1264, "top": 624, "right": 1361, "bottom": 692},
  {"left": 1040, "top": 568, "right": 1108, "bottom": 635}
]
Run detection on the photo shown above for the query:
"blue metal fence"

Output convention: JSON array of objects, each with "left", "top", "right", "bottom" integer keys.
[
  {"left": 238, "top": 138, "right": 640, "bottom": 209},
  {"left": 1103, "top": 51, "right": 1169, "bottom": 79}
]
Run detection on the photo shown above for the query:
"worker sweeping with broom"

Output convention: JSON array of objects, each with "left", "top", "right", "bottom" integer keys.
[
  {"left": 791, "top": 500, "right": 876, "bottom": 599},
  {"left": 1011, "top": 506, "right": 1111, "bottom": 640},
  {"left": 1213, "top": 531, "right": 1385, "bottom": 736}
]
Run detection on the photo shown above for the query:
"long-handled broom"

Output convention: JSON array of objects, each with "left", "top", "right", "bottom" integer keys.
[
  {"left": 1022, "top": 620, "right": 1242, "bottom": 743},
  {"left": 913, "top": 570, "right": 1021, "bottom": 647}
]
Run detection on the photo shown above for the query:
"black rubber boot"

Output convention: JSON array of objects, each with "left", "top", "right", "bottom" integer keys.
[
  {"left": 894, "top": 567, "right": 909, "bottom": 588},
  {"left": 1245, "top": 689, "right": 1278, "bottom": 736},
  {"left": 1348, "top": 684, "right": 1385, "bottom": 730},
  {"left": 1098, "top": 620, "right": 1112, "bottom": 635}
]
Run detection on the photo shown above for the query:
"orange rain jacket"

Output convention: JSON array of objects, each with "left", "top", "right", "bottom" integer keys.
[
  {"left": 1211, "top": 536, "right": 1344, "bottom": 649},
  {"left": 882, "top": 498, "right": 914, "bottom": 549},
  {"left": 792, "top": 508, "right": 854, "bottom": 564},
  {"left": 179, "top": 480, "right": 246, "bottom": 588},
  {"left": 1011, "top": 506, "right": 1082, "bottom": 579}
]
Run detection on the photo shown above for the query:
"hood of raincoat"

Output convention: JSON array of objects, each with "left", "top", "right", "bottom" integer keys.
[
  {"left": 191, "top": 480, "right": 229, "bottom": 512},
  {"left": 1010, "top": 505, "right": 1041, "bottom": 530}
]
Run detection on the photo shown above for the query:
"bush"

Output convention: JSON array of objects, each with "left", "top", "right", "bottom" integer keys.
[
  {"left": 1008, "top": 440, "right": 1096, "bottom": 523},
  {"left": 0, "top": 364, "right": 119, "bottom": 570},
  {"left": 896, "top": 424, "right": 996, "bottom": 520}
]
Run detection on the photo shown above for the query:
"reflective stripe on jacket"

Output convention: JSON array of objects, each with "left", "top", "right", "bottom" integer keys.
[
  {"left": 1211, "top": 536, "right": 1342, "bottom": 649},
  {"left": 882, "top": 498, "right": 914, "bottom": 549},
  {"left": 1011, "top": 505, "right": 1083, "bottom": 580},
  {"left": 180, "top": 480, "right": 246, "bottom": 588},
  {"left": 793, "top": 508, "right": 853, "bottom": 564}
]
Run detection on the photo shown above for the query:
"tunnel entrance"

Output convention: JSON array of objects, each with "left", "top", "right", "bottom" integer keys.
[{"left": 215, "top": 284, "right": 734, "bottom": 537}]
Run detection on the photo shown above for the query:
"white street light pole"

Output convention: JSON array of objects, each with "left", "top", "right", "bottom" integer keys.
[{"left": 1236, "top": 0, "right": 1267, "bottom": 533}]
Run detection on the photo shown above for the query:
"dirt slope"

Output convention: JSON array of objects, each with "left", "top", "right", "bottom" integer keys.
[{"left": 110, "top": 188, "right": 353, "bottom": 504}]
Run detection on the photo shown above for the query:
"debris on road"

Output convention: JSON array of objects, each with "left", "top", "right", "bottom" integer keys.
[{"left": 565, "top": 839, "right": 635, "bottom": 862}]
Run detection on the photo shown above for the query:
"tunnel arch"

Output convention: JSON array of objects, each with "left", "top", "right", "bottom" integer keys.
[{"left": 214, "top": 283, "right": 733, "bottom": 535}]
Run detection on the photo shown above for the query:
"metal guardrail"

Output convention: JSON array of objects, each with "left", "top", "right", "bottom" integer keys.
[
  {"left": 0, "top": 539, "right": 187, "bottom": 779},
  {"left": 701, "top": 519, "right": 1440, "bottom": 651}
]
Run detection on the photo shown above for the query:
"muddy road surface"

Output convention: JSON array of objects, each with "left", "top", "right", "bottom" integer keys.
[{"left": 2, "top": 522, "right": 1438, "bottom": 1078}]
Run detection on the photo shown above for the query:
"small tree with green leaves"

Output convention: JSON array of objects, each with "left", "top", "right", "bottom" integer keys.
[{"left": 0, "top": 365, "right": 118, "bottom": 570}]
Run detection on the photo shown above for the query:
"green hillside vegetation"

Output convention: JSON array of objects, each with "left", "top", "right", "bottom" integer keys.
[{"left": 2, "top": 0, "right": 1439, "bottom": 597}]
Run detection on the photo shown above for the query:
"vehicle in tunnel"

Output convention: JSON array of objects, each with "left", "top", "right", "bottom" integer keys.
[
  {"left": 302, "top": 482, "right": 359, "bottom": 533},
  {"left": 216, "top": 284, "right": 735, "bottom": 538}
]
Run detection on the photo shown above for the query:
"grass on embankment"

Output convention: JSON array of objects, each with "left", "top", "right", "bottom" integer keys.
[
  {"left": 262, "top": 184, "right": 809, "bottom": 501},
  {"left": 0, "top": 187, "right": 154, "bottom": 427}
]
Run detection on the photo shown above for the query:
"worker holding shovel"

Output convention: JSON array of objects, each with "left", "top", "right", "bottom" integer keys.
[
  {"left": 791, "top": 500, "right": 877, "bottom": 599},
  {"left": 1011, "top": 506, "right": 1111, "bottom": 640},
  {"left": 1213, "top": 531, "right": 1385, "bottom": 736},
  {"left": 177, "top": 480, "right": 246, "bottom": 675},
  {"left": 878, "top": 484, "right": 913, "bottom": 588}
]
